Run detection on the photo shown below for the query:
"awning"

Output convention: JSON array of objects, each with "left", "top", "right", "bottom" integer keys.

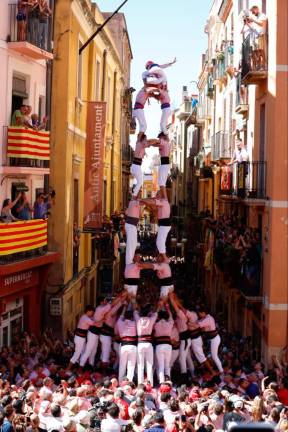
[
  {"left": 0, "top": 220, "right": 48, "bottom": 256},
  {"left": 7, "top": 127, "right": 50, "bottom": 160}
]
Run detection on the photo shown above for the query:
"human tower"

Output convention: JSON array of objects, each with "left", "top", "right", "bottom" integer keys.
[{"left": 69, "top": 60, "right": 223, "bottom": 385}]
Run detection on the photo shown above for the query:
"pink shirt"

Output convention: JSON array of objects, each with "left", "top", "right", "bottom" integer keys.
[
  {"left": 134, "top": 136, "right": 147, "bottom": 159},
  {"left": 155, "top": 199, "right": 170, "bottom": 219},
  {"left": 117, "top": 317, "right": 137, "bottom": 338},
  {"left": 198, "top": 314, "right": 216, "bottom": 332},
  {"left": 153, "top": 263, "right": 171, "bottom": 279},
  {"left": 154, "top": 316, "right": 174, "bottom": 337},
  {"left": 127, "top": 200, "right": 140, "bottom": 218},
  {"left": 171, "top": 325, "right": 179, "bottom": 344},
  {"left": 124, "top": 263, "right": 141, "bottom": 279},
  {"left": 77, "top": 314, "right": 95, "bottom": 330},
  {"left": 159, "top": 138, "right": 171, "bottom": 157},
  {"left": 175, "top": 309, "right": 188, "bottom": 333},
  {"left": 104, "top": 302, "right": 122, "bottom": 327},
  {"left": 134, "top": 311, "right": 157, "bottom": 336},
  {"left": 93, "top": 304, "right": 111, "bottom": 328}
]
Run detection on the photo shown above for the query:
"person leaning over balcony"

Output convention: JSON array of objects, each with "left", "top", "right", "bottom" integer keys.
[
  {"left": 11, "top": 105, "right": 26, "bottom": 127},
  {"left": 1, "top": 194, "right": 21, "bottom": 223},
  {"left": 16, "top": 0, "right": 29, "bottom": 41},
  {"left": 14, "top": 192, "right": 33, "bottom": 220},
  {"left": 249, "top": 6, "right": 267, "bottom": 70},
  {"left": 33, "top": 193, "right": 52, "bottom": 219},
  {"left": 38, "top": 0, "right": 52, "bottom": 51},
  {"left": 229, "top": 137, "right": 248, "bottom": 165}
]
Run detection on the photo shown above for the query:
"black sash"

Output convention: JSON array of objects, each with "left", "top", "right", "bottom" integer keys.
[
  {"left": 158, "top": 218, "right": 171, "bottom": 226},
  {"left": 125, "top": 216, "right": 139, "bottom": 226},
  {"left": 121, "top": 336, "right": 137, "bottom": 346},
  {"left": 158, "top": 277, "right": 173, "bottom": 286},
  {"left": 155, "top": 336, "right": 171, "bottom": 346},
  {"left": 132, "top": 157, "right": 142, "bottom": 166},
  {"left": 89, "top": 326, "right": 100, "bottom": 335},
  {"left": 75, "top": 328, "right": 88, "bottom": 338},
  {"left": 204, "top": 330, "right": 218, "bottom": 340},
  {"left": 189, "top": 328, "right": 201, "bottom": 340},
  {"left": 124, "top": 278, "right": 140, "bottom": 285},
  {"left": 101, "top": 323, "right": 114, "bottom": 337},
  {"left": 161, "top": 156, "right": 170, "bottom": 165},
  {"left": 138, "top": 334, "right": 153, "bottom": 343},
  {"left": 172, "top": 342, "right": 180, "bottom": 350}
]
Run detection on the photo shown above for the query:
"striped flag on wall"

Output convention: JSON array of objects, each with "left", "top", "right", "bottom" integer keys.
[
  {"left": 0, "top": 220, "right": 48, "bottom": 256},
  {"left": 7, "top": 127, "right": 50, "bottom": 160}
]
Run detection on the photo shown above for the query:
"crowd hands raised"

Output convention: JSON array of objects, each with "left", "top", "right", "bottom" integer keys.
[
  {"left": 1, "top": 190, "right": 55, "bottom": 223},
  {"left": 1, "top": 319, "right": 288, "bottom": 432}
]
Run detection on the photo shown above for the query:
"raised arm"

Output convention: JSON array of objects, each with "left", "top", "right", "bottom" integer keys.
[
  {"left": 7, "top": 193, "right": 21, "bottom": 210},
  {"left": 159, "top": 57, "right": 176, "bottom": 69}
]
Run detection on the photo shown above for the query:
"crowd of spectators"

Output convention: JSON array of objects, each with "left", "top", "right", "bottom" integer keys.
[
  {"left": 1, "top": 328, "right": 288, "bottom": 432},
  {"left": 1, "top": 191, "right": 55, "bottom": 223},
  {"left": 203, "top": 215, "right": 262, "bottom": 295}
]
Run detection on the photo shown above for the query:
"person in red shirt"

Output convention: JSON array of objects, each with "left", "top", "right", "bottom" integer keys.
[
  {"left": 277, "top": 378, "right": 288, "bottom": 406},
  {"left": 114, "top": 389, "right": 130, "bottom": 419}
]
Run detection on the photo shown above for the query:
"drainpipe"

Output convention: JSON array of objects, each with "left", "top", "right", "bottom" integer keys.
[{"left": 45, "top": 0, "right": 55, "bottom": 192}]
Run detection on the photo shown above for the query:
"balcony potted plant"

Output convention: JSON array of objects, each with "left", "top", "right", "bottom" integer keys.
[{"left": 216, "top": 50, "right": 225, "bottom": 61}]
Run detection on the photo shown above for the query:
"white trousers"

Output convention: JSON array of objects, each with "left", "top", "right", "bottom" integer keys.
[
  {"left": 160, "top": 107, "right": 171, "bottom": 134},
  {"left": 100, "top": 334, "right": 112, "bottom": 363},
  {"left": 158, "top": 164, "right": 170, "bottom": 187},
  {"left": 124, "top": 284, "right": 138, "bottom": 297},
  {"left": 125, "top": 223, "right": 138, "bottom": 265},
  {"left": 133, "top": 109, "right": 147, "bottom": 133},
  {"left": 130, "top": 163, "right": 143, "bottom": 196},
  {"left": 137, "top": 342, "right": 154, "bottom": 386},
  {"left": 160, "top": 285, "right": 174, "bottom": 299},
  {"left": 118, "top": 344, "right": 137, "bottom": 383},
  {"left": 210, "top": 335, "right": 223, "bottom": 372},
  {"left": 191, "top": 336, "right": 206, "bottom": 364},
  {"left": 156, "top": 225, "right": 171, "bottom": 254},
  {"left": 170, "top": 349, "right": 179, "bottom": 368},
  {"left": 179, "top": 338, "right": 191, "bottom": 373},
  {"left": 70, "top": 335, "right": 86, "bottom": 364},
  {"left": 156, "top": 344, "right": 172, "bottom": 383},
  {"left": 186, "top": 350, "right": 195, "bottom": 375},
  {"left": 80, "top": 332, "right": 99, "bottom": 367}
]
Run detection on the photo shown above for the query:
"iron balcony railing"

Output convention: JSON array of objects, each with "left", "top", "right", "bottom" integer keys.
[
  {"left": 241, "top": 34, "right": 268, "bottom": 81},
  {"left": 211, "top": 131, "right": 231, "bottom": 161},
  {"left": 220, "top": 161, "right": 267, "bottom": 199},
  {"left": 8, "top": 3, "right": 52, "bottom": 52}
]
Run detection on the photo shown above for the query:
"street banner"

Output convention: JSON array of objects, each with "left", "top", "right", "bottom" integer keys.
[{"left": 83, "top": 102, "right": 106, "bottom": 231}]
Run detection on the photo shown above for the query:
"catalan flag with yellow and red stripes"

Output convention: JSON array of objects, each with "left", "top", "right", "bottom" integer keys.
[
  {"left": 7, "top": 127, "right": 50, "bottom": 160},
  {"left": 0, "top": 220, "right": 48, "bottom": 256}
]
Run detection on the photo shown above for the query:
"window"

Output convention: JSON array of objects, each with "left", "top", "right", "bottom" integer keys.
[
  {"left": 73, "top": 179, "right": 79, "bottom": 225},
  {"left": 77, "top": 41, "right": 83, "bottom": 99},
  {"left": 107, "top": 76, "right": 111, "bottom": 120},
  {"left": 95, "top": 60, "right": 101, "bottom": 100},
  {"left": 38, "top": 95, "right": 45, "bottom": 121}
]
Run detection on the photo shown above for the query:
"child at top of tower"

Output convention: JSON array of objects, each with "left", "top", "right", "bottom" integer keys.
[{"left": 133, "top": 58, "right": 176, "bottom": 138}]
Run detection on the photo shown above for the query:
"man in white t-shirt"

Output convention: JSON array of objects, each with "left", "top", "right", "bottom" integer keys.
[
  {"left": 229, "top": 138, "right": 248, "bottom": 164},
  {"left": 101, "top": 403, "right": 128, "bottom": 432}
]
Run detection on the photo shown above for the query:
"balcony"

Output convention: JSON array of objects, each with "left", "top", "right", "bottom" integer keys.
[
  {"left": 178, "top": 100, "right": 192, "bottom": 120},
  {"left": 220, "top": 162, "right": 267, "bottom": 200},
  {"left": 122, "top": 145, "right": 132, "bottom": 163},
  {"left": 211, "top": 131, "right": 231, "bottom": 161},
  {"left": 241, "top": 34, "right": 268, "bottom": 84},
  {"left": 195, "top": 104, "right": 206, "bottom": 125},
  {"left": 206, "top": 74, "right": 214, "bottom": 99},
  {"left": 235, "top": 75, "right": 249, "bottom": 114},
  {"left": 7, "top": 4, "right": 53, "bottom": 61},
  {"left": 3, "top": 127, "right": 50, "bottom": 169},
  {"left": 0, "top": 219, "right": 48, "bottom": 264}
]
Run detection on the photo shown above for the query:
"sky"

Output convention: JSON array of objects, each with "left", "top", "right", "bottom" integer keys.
[{"left": 95, "top": 0, "right": 212, "bottom": 167}]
